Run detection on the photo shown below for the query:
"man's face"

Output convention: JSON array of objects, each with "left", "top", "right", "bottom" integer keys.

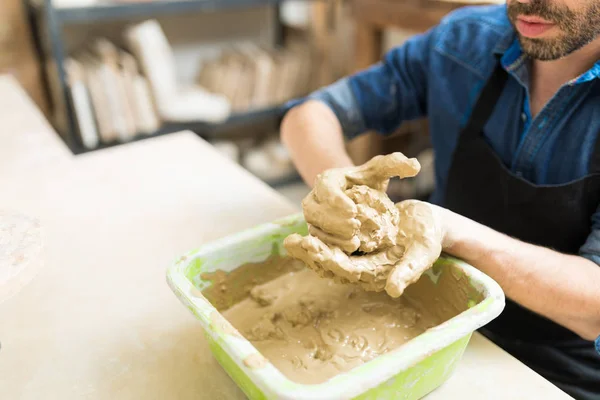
[{"left": 507, "top": 0, "right": 600, "bottom": 60}]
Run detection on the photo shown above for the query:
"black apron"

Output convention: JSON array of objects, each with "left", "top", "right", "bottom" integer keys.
[{"left": 444, "top": 63, "right": 600, "bottom": 400}]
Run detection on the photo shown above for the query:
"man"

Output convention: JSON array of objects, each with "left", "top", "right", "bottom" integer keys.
[{"left": 280, "top": 0, "right": 600, "bottom": 398}]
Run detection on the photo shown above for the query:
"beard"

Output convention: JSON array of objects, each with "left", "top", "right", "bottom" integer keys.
[{"left": 507, "top": 0, "right": 600, "bottom": 61}]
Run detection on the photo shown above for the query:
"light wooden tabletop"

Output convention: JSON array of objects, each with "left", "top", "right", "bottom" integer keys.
[{"left": 0, "top": 75, "right": 571, "bottom": 399}]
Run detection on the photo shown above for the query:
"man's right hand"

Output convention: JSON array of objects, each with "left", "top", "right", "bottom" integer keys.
[
  {"left": 303, "top": 153, "right": 421, "bottom": 254},
  {"left": 285, "top": 199, "right": 446, "bottom": 298}
]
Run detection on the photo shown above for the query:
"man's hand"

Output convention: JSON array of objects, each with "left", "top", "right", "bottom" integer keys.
[
  {"left": 303, "top": 153, "right": 421, "bottom": 254},
  {"left": 285, "top": 200, "right": 446, "bottom": 298},
  {"left": 386, "top": 200, "right": 445, "bottom": 297}
]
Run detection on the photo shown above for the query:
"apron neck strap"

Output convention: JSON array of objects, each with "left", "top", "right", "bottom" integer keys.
[
  {"left": 589, "top": 123, "right": 600, "bottom": 174},
  {"left": 458, "top": 60, "right": 600, "bottom": 175},
  {"left": 460, "top": 62, "right": 509, "bottom": 141}
]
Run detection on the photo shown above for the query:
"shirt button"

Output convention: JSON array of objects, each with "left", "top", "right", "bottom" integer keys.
[{"left": 521, "top": 113, "right": 527, "bottom": 121}]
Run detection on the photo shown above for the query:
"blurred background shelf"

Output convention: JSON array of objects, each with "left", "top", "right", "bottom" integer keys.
[
  {"left": 264, "top": 171, "right": 302, "bottom": 188},
  {"left": 1, "top": 0, "right": 481, "bottom": 203},
  {"left": 55, "top": 0, "right": 310, "bottom": 24},
  {"left": 74, "top": 104, "right": 286, "bottom": 154},
  {"left": 19, "top": 0, "right": 347, "bottom": 190},
  {"left": 28, "top": 0, "right": 316, "bottom": 154},
  {"left": 76, "top": 125, "right": 176, "bottom": 153},
  {"left": 190, "top": 104, "right": 286, "bottom": 136}
]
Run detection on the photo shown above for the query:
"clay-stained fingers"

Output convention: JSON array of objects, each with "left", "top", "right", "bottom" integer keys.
[
  {"left": 386, "top": 200, "right": 444, "bottom": 297},
  {"left": 285, "top": 233, "right": 405, "bottom": 294},
  {"left": 302, "top": 193, "right": 360, "bottom": 239},
  {"left": 395, "top": 200, "right": 445, "bottom": 243},
  {"left": 385, "top": 240, "right": 442, "bottom": 298},
  {"left": 283, "top": 234, "right": 361, "bottom": 284},
  {"left": 313, "top": 170, "right": 357, "bottom": 215},
  {"left": 308, "top": 225, "right": 361, "bottom": 254},
  {"left": 345, "top": 153, "right": 421, "bottom": 190}
]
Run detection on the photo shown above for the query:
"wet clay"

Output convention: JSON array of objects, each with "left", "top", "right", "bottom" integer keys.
[
  {"left": 285, "top": 202, "right": 444, "bottom": 298},
  {"left": 284, "top": 151, "right": 444, "bottom": 297},
  {"left": 201, "top": 249, "right": 305, "bottom": 311},
  {"left": 222, "top": 267, "right": 437, "bottom": 384},
  {"left": 300, "top": 153, "right": 421, "bottom": 255},
  {"left": 306, "top": 185, "right": 400, "bottom": 255},
  {"left": 284, "top": 153, "right": 443, "bottom": 297},
  {"left": 204, "top": 255, "right": 478, "bottom": 384},
  {"left": 284, "top": 230, "right": 403, "bottom": 293}
]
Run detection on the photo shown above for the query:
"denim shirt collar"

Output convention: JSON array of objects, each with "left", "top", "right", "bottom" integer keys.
[{"left": 493, "top": 28, "right": 600, "bottom": 88}]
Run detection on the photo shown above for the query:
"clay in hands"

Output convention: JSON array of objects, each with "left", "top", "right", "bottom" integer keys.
[
  {"left": 301, "top": 153, "right": 421, "bottom": 254},
  {"left": 284, "top": 153, "right": 444, "bottom": 298}
]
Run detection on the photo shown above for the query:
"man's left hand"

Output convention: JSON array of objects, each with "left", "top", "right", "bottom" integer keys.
[{"left": 285, "top": 200, "right": 447, "bottom": 298}]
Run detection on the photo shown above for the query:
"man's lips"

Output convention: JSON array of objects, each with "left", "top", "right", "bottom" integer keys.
[{"left": 516, "top": 15, "right": 556, "bottom": 38}]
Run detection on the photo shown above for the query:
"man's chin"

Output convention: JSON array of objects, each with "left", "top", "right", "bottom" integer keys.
[
  {"left": 519, "top": 44, "right": 569, "bottom": 61},
  {"left": 515, "top": 33, "right": 571, "bottom": 61}
]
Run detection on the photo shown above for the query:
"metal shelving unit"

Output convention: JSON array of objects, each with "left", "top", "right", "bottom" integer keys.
[
  {"left": 76, "top": 105, "right": 286, "bottom": 153},
  {"left": 55, "top": 0, "right": 291, "bottom": 23},
  {"left": 264, "top": 171, "right": 302, "bottom": 188},
  {"left": 29, "top": 0, "right": 306, "bottom": 154}
]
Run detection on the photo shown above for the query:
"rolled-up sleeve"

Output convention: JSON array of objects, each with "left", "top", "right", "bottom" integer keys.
[
  {"left": 285, "top": 27, "right": 435, "bottom": 139},
  {"left": 285, "top": 77, "right": 368, "bottom": 139}
]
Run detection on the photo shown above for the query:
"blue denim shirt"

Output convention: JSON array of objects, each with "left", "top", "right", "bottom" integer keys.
[{"left": 287, "top": 5, "right": 600, "bottom": 351}]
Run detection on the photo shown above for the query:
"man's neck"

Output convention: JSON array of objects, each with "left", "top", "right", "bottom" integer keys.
[{"left": 529, "top": 37, "right": 600, "bottom": 117}]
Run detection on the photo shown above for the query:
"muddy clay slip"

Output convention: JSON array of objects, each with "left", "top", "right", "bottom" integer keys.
[{"left": 167, "top": 213, "right": 505, "bottom": 400}]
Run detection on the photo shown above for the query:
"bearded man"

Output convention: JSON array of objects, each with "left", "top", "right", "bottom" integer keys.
[{"left": 281, "top": 1, "right": 600, "bottom": 398}]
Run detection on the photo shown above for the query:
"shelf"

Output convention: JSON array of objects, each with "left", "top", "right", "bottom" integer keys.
[
  {"left": 36, "top": 0, "right": 304, "bottom": 155},
  {"left": 73, "top": 125, "right": 174, "bottom": 154},
  {"left": 264, "top": 171, "right": 302, "bottom": 188},
  {"left": 165, "top": 104, "right": 286, "bottom": 135},
  {"left": 55, "top": 0, "right": 304, "bottom": 24},
  {"left": 73, "top": 104, "right": 287, "bottom": 153}
]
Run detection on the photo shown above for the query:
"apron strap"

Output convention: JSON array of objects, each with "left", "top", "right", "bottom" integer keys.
[
  {"left": 460, "top": 63, "right": 509, "bottom": 140},
  {"left": 589, "top": 130, "right": 600, "bottom": 174}
]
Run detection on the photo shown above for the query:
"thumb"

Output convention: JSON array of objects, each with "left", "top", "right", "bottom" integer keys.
[
  {"left": 385, "top": 241, "right": 441, "bottom": 298},
  {"left": 346, "top": 153, "right": 421, "bottom": 189},
  {"left": 313, "top": 170, "right": 357, "bottom": 215}
]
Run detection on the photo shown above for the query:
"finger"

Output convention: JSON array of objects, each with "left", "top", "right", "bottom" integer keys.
[
  {"left": 284, "top": 234, "right": 333, "bottom": 281},
  {"left": 285, "top": 234, "right": 334, "bottom": 276},
  {"left": 302, "top": 194, "right": 360, "bottom": 239},
  {"left": 377, "top": 153, "right": 421, "bottom": 178},
  {"left": 317, "top": 240, "right": 365, "bottom": 283},
  {"left": 385, "top": 241, "right": 442, "bottom": 298},
  {"left": 313, "top": 170, "right": 357, "bottom": 215},
  {"left": 308, "top": 225, "right": 360, "bottom": 254},
  {"left": 346, "top": 153, "right": 421, "bottom": 188},
  {"left": 283, "top": 234, "right": 311, "bottom": 259},
  {"left": 284, "top": 234, "right": 362, "bottom": 284},
  {"left": 284, "top": 234, "right": 322, "bottom": 270}
]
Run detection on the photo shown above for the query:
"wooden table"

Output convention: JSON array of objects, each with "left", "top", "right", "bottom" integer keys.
[{"left": 0, "top": 75, "right": 571, "bottom": 399}]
